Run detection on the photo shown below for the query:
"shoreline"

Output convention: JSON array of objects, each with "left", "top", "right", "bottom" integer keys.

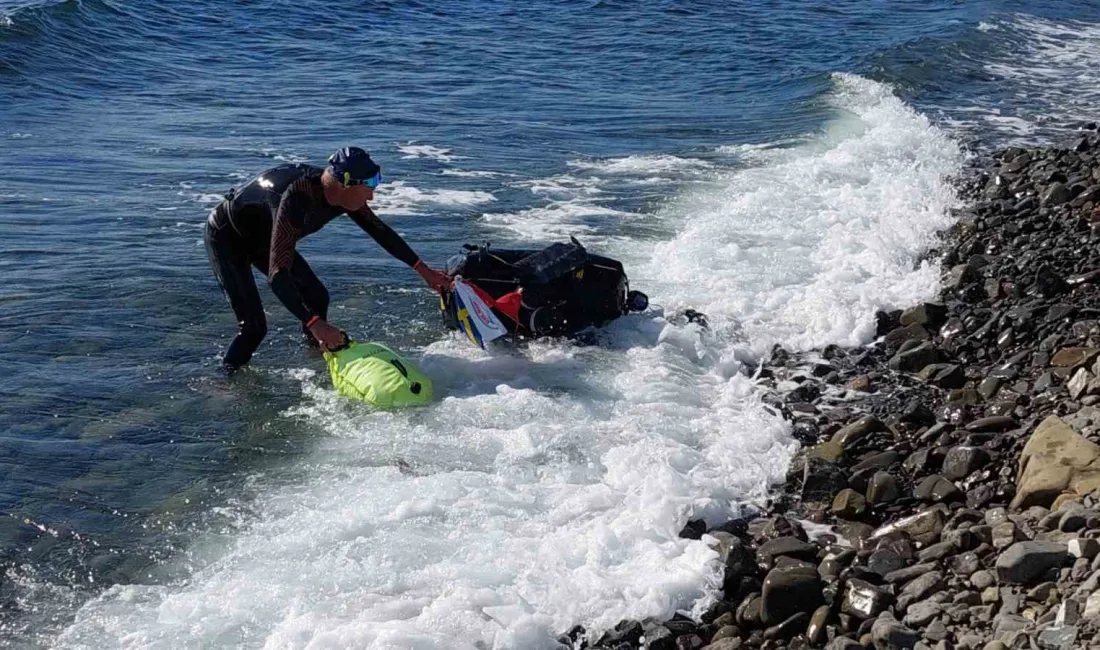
[{"left": 570, "top": 127, "right": 1100, "bottom": 650}]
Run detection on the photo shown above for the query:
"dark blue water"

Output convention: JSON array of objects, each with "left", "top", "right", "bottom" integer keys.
[{"left": 3, "top": 1, "right": 1100, "bottom": 646}]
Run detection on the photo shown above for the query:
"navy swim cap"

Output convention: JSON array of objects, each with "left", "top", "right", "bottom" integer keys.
[{"left": 327, "top": 146, "right": 381, "bottom": 183}]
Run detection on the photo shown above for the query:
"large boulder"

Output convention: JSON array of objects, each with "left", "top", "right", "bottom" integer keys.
[
  {"left": 1012, "top": 416, "right": 1100, "bottom": 510},
  {"left": 760, "top": 565, "right": 823, "bottom": 626}
]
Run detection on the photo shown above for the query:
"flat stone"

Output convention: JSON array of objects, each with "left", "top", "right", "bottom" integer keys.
[
  {"left": 833, "top": 415, "right": 886, "bottom": 449},
  {"left": 1012, "top": 415, "right": 1100, "bottom": 510},
  {"left": 995, "top": 541, "right": 1069, "bottom": 584},
  {"left": 903, "top": 600, "right": 940, "bottom": 626},
  {"left": 889, "top": 343, "right": 946, "bottom": 374},
  {"left": 870, "top": 615, "right": 919, "bottom": 650},
  {"left": 898, "top": 571, "right": 944, "bottom": 608},
  {"left": 918, "top": 542, "right": 956, "bottom": 563},
  {"left": 1050, "top": 347, "right": 1100, "bottom": 368},
  {"left": 757, "top": 537, "right": 818, "bottom": 568},
  {"left": 763, "top": 611, "right": 809, "bottom": 641},
  {"left": 873, "top": 509, "right": 945, "bottom": 546},
  {"left": 924, "top": 619, "right": 949, "bottom": 642},
  {"left": 914, "top": 476, "right": 962, "bottom": 503},
  {"left": 966, "top": 416, "right": 1017, "bottom": 432},
  {"left": 1036, "top": 625, "right": 1077, "bottom": 650},
  {"left": 992, "top": 613, "right": 1030, "bottom": 640},
  {"left": 885, "top": 562, "right": 939, "bottom": 585}
]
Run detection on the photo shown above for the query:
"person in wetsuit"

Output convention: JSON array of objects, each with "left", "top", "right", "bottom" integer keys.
[{"left": 204, "top": 146, "right": 451, "bottom": 372}]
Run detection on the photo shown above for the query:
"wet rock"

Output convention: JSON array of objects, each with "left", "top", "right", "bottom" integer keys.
[
  {"left": 873, "top": 510, "right": 945, "bottom": 547},
  {"left": 1043, "top": 182, "right": 1072, "bottom": 206},
  {"left": 641, "top": 623, "right": 675, "bottom": 650},
  {"left": 979, "top": 376, "right": 1004, "bottom": 401},
  {"left": 965, "top": 416, "right": 1016, "bottom": 432},
  {"left": 917, "top": 364, "right": 966, "bottom": 389},
  {"left": 868, "top": 548, "right": 907, "bottom": 577},
  {"left": 1034, "top": 265, "right": 1070, "bottom": 298},
  {"left": 901, "top": 303, "right": 948, "bottom": 328},
  {"left": 760, "top": 565, "right": 823, "bottom": 625},
  {"left": 943, "top": 446, "right": 991, "bottom": 481},
  {"left": 853, "top": 451, "right": 901, "bottom": 473},
  {"left": 842, "top": 579, "right": 892, "bottom": 619},
  {"left": 995, "top": 541, "right": 1069, "bottom": 584},
  {"left": 890, "top": 343, "right": 946, "bottom": 374},
  {"left": 806, "top": 605, "right": 830, "bottom": 645},
  {"left": 867, "top": 472, "right": 901, "bottom": 505},
  {"left": 832, "top": 489, "right": 867, "bottom": 518},
  {"left": 1012, "top": 415, "right": 1100, "bottom": 510},
  {"left": 757, "top": 537, "right": 818, "bottom": 569},
  {"left": 735, "top": 593, "right": 762, "bottom": 629},
  {"left": 1050, "top": 347, "right": 1100, "bottom": 368},
  {"left": 833, "top": 416, "right": 886, "bottom": 449},
  {"left": 711, "top": 533, "right": 757, "bottom": 593},
  {"left": 946, "top": 263, "right": 981, "bottom": 291},
  {"left": 915, "top": 475, "right": 962, "bottom": 503}
]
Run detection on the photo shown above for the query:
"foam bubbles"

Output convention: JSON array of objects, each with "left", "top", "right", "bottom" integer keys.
[
  {"left": 398, "top": 143, "right": 463, "bottom": 163},
  {"left": 373, "top": 181, "right": 496, "bottom": 216},
  {"left": 568, "top": 154, "right": 713, "bottom": 174}
]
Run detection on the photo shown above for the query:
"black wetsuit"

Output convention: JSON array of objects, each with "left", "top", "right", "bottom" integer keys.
[{"left": 204, "top": 163, "right": 420, "bottom": 369}]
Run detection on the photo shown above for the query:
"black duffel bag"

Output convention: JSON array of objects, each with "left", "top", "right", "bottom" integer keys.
[{"left": 440, "top": 238, "right": 648, "bottom": 339}]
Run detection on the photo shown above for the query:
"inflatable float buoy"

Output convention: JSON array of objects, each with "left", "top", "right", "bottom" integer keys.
[{"left": 323, "top": 341, "right": 433, "bottom": 409}]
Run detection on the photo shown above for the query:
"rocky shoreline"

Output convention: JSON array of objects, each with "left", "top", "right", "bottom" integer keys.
[{"left": 564, "top": 127, "right": 1100, "bottom": 650}]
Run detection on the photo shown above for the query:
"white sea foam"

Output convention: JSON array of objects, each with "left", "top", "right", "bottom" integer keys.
[
  {"left": 372, "top": 181, "right": 496, "bottom": 216},
  {"left": 398, "top": 143, "right": 463, "bottom": 162},
  {"left": 568, "top": 154, "right": 714, "bottom": 174}
]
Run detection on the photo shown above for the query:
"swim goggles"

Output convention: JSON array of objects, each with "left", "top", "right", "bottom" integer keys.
[{"left": 342, "top": 170, "right": 383, "bottom": 189}]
